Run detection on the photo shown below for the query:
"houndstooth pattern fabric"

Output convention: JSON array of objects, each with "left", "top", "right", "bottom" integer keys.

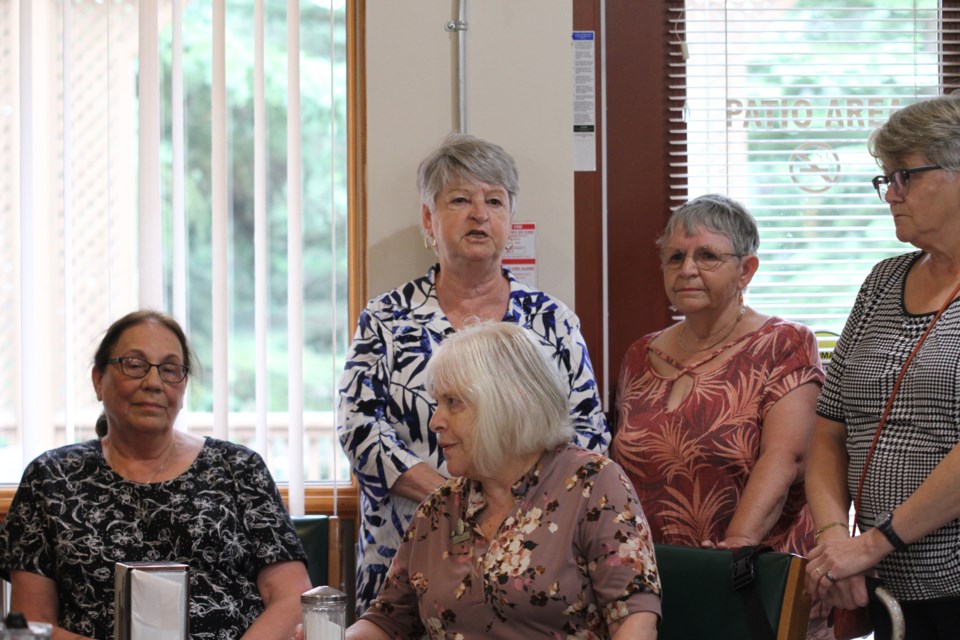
[{"left": 818, "top": 251, "right": 960, "bottom": 601}]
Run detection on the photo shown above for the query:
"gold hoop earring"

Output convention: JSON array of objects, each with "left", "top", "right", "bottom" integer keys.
[
  {"left": 424, "top": 235, "right": 437, "bottom": 250},
  {"left": 505, "top": 238, "right": 514, "bottom": 251}
]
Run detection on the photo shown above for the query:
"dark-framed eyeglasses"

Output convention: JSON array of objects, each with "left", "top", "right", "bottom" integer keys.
[
  {"left": 659, "top": 246, "right": 744, "bottom": 271},
  {"left": 871, "top": 165, "right": 942, "bottom": 201},
  {"left": 107, "top": 356, "right": 189, "bottom": 383}
]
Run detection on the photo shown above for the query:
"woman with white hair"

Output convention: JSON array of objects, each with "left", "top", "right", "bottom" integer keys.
[
  {"left": 346, "top": 322, "right": 660, "bottom": 639},
  {"left": 337, "top": 133, "right": 608, "bottom": 613}
]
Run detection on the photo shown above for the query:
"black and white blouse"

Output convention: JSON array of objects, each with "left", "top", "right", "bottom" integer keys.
[
  {"left": 818, "top": 251, "right": 960, "bottom": 601},
  {"left": 0, "top": 437, "right": 307, "bottom": 639}
]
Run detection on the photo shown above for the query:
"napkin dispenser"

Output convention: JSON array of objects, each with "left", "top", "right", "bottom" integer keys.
[{"left": 114, "top": 562, "right": 190, "bottom": 640}]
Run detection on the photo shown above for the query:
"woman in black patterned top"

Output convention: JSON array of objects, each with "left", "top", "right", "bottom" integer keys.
[
  {"left": 805, "top": 95, "right": 960, "bottom": 639},
  {"left": 0, "top": 310, "right": 311, "bottom": 639}
]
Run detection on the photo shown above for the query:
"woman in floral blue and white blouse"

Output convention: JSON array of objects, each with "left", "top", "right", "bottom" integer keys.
[{"left": 337, "top": 133, "right": 609, "bottom": 613}]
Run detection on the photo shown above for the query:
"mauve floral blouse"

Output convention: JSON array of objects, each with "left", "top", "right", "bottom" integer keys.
[{"left": 361, "top": 445, "right": 661, "bottom": 639}]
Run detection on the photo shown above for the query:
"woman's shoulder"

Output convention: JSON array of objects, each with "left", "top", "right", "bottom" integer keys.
[
  {"left": 863, "top": 251, "right": 921, "bottom": 288},
  {"left": 543, "top": 444, "right": 619, "bottom": 479},
  {"left": 13, "top": 441, "right": 103, "bottom": 493},
  {"left": 198, "top": 437, "right": 266, "bottom": 467},
  {"left": 362, "top": 267, "right": 441, "bottom": 321},
  {"left": 416, "top": 476, "right": 468, "bottom": 516},
  {"left": 27, "top": 440, "right": 99, "bottom": 469},
  {"left": 505, "top": 271, "right": 574, "bottom": 317},
  {"left": 626, "top": 329, "right": 662, "bottom": 350},
  {"left": 620, "top": 330, "right": 662, "bottom": 365},
  {"left": 755, "top": 315, "right": 816, "bottom": 341},
  {"left": 746, "top": 316, "right": 822, "bottom": 365}
]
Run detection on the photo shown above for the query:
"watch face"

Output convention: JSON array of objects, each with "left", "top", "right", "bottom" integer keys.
[{"left": 877, "top": 511, "right": 907, "bottom": 551}]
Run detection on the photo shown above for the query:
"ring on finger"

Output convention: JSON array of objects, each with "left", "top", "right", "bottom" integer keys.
[{"left": 826, "top": 571, "right": 838, "bottom": 583}]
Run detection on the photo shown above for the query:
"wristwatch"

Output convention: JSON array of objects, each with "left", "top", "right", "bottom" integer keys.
[{"left": 875, "top": 511, "right": 908, "bottom": 552}]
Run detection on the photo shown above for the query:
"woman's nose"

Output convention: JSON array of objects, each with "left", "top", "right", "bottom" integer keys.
[
  {"left": 679, "top": 254, "right": 700, "bottom": 275},
  {"left": 884, "top": 185, "right": 903, "bottom": 204},
  {"left": 468, "top": 199, "right": 488, "bottom": 221},
  {"left": 141, "top": 366, "right": 164, "bottom": 387}
]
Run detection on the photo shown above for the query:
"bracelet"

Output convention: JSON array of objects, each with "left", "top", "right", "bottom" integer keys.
[{"left": 814, "top": 521, "right": 848, "bottom": 542}]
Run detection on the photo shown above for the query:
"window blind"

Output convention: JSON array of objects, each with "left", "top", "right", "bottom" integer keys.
[
  {"left": 667, "top": 0, "right": 960, "bottom": 337},
  {"left": 2, "top": 0, "right": 350, "bottom": 499}
]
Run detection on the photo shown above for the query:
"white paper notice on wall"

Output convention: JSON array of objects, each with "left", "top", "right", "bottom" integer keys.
[
  {"left": 502, "top": 222, "right": 537, "bottom": 288},
  {"left": 572, "top": 31, "right": 597, "bottom": 172}
]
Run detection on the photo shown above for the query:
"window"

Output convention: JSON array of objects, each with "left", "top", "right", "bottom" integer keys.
[
  {"left": 1, "top": 0, "right": 353, "bottom": 504},
  {"left": 668, "top": 0, "right": 960, "bottom": 337}
]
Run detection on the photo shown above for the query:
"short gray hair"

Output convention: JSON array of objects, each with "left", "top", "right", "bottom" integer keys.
[
  {"left": 658, "top": 193, "right": 760, "bottom": 257},
  {"left": 417, "top": 133, "right": 519, "bottom": 215},
  {"left": 425, "top": 322, "right": 573, "bottom": 478},
  {"left": 868, "top": 94, "right": 960, "bottom": 170}
]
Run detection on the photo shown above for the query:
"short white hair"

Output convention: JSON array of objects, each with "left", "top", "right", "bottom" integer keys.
[{"left": 426, "top": 322, "right": 573, "bottom": 477}]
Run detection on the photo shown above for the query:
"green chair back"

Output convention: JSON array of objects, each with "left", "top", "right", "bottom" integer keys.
[
  {"left": 292, "top": 515, "right": 331, "bottom": 588},
  {"left": 291, "top": 514, "right": 357, "bottom": 624},
  {"left": 655, "top": 544, "right": 810, "bottom": 640}
]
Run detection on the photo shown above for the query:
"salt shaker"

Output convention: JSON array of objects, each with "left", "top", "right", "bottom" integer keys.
[{"left": 301, "top": 586, "right": 346, "bottom": 640}]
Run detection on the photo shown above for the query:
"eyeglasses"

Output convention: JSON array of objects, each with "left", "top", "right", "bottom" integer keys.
[
  {"left": 660, "top": 247, "right": 743, "bottom": 271},
  {"left": 107, "top": 357, "right": 189, "bottom": 383},
  {"left": 871, "top": 165, "right": 942, "bottom": 201}
]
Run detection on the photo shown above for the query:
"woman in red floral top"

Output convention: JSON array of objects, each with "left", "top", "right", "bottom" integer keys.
[
  {"left": 612, "top": 195, "right": 827, "bottom": 637},
  {"left": 348, "top": 322, "right": 661, "bottom": 640}
]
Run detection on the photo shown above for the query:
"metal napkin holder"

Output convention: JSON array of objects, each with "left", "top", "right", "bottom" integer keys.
[{"left": 114, "top": 561, "right": 190, "bottom": 640}]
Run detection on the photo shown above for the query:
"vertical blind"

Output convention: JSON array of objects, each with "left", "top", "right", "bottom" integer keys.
[
  {"left": 667, "top": 0, "right": 960, "bottom": 337},
  {"left": 2, "top": 0, "right": 350, "bottom": 506}
]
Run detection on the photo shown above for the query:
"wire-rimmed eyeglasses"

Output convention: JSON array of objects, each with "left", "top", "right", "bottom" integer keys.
[
  {"left": 871, "top": 165, "right": 942, "bottom": 201},
  {"left": 659, "top": 247, "right": 744, "bottom": 271},
  {"left": 107, "top": 356, "right": 189, "bottom": 383}
]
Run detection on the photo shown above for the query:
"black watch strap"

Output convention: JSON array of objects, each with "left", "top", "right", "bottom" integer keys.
[{"left": 876, "top": 511, "right": 908, "bottom": 552}]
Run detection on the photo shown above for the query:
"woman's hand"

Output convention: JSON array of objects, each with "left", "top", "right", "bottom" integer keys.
[
  {"left": 296, "top": 619, "right": 392, "bottom": 640},
  {"left": 804, "top": 526, "right": 889, "bottom": 608},
  {"left": 701, "top": 535, "right": 759, "bottom": 549},
  {"left": 609, "top": 611, "right": 658, "bottom": 640}
]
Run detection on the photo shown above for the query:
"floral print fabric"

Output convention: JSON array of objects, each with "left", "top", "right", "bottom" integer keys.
[
  {"left": 613, "top": 317, "right": 824, "bottom": 554},
  {"left": 361, "top": 445, "right": 661, "bottom": 638},
  {"left": 0, "top": 438, "right": 307, "bottom": 640},
  {"left": 338, "top": 265, "right": 609, "bottom": 612}
]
